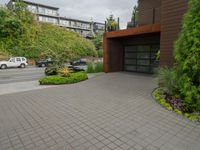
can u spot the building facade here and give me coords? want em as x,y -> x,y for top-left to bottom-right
7,0 -> 105,38
103,0 -> 188,73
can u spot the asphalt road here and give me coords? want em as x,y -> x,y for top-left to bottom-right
0,67 -> 45,84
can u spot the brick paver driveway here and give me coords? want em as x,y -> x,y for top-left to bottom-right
0,73 -> 200,150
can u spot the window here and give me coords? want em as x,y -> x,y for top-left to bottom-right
38,7 -> 45,14
60,20 -> 70,26
38,16 -> 58,24
10,58 -> 15,63
16,58 -> 21,62
27,5 -> 37,13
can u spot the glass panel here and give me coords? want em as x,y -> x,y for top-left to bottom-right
137,60 -> 150,66
124,66 -> 136,71
137,45 -> 150,52
125,59 -> 136,65
125,46 -> 137,52
151,45 -> 160,52
151,52 -> 157,59
124,53 -> 137,59
137,66 -> 149,72
137,53 -> 150,59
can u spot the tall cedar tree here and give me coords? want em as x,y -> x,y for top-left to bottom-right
174,0 -> 200,111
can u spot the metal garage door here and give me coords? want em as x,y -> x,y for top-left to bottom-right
124,45 -> 159,73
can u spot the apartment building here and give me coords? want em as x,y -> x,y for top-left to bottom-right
103,0 -> 188,73
7,0 -> 105,38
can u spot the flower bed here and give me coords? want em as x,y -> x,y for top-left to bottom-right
153,88 -> 200,122
39,72 -> 88,85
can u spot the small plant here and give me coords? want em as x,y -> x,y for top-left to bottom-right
58,67 -> 73,77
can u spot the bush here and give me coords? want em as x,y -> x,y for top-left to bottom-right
174,0 -> 200,111
87,62 -> 103,73
95,62 -> 103,72
97,50 -> 103,58
45,65 -> 60,76
87,62 -> 95,73
39,72 -> 88,85
158,67 -> 179,95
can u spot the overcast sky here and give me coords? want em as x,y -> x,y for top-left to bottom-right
0,0 -> 137,29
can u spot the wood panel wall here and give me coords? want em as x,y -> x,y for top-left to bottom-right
138,0 -> 161,26
160,0 -> 188,66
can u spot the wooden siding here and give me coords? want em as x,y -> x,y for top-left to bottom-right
138,0 -> 161,26
160,0 -> 187,66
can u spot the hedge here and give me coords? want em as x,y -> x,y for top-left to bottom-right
39,72 -> 88,85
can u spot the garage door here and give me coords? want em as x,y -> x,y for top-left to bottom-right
124,45 -> 159,73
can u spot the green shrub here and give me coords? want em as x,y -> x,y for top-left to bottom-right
174,0 -> 200,111
39,72 -> 88,85
158,67 -> 179,95
97,50 -> 103,58
87,62 -> 103,73
87,62 -> 95,73
95,62 -> 103,72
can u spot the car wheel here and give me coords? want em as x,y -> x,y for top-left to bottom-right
1,64 -> 7,69
41,64 -> 46,67
20,64 -> 25,68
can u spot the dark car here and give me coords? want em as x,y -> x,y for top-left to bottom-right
36,58 -> 53,67
68,59 -> 87,71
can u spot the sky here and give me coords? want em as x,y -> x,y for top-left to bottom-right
0,0 -> 137,29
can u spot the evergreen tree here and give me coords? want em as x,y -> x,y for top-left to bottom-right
174,0 -> 200,111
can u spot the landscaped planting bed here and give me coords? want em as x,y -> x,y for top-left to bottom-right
39,72 -> 88,85
153,88 -> 200,122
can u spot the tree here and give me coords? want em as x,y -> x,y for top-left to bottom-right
92,32 -> 103,51
106,14 -> 118,32
131,5 -> 139,26
174,0 -> 200,111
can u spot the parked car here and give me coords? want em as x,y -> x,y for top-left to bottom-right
36,58 -> 53,67
0,57 -> 28,69
68,59 -> 87,71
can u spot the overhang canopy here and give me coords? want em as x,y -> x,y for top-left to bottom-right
105,24 -> 160,39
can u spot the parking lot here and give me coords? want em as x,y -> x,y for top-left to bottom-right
0,67 -> 45,84
0,67 -> 49,95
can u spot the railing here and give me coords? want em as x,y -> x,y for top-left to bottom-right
105,17 -> 120,32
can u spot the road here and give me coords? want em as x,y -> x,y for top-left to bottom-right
0,67 -> 45,84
